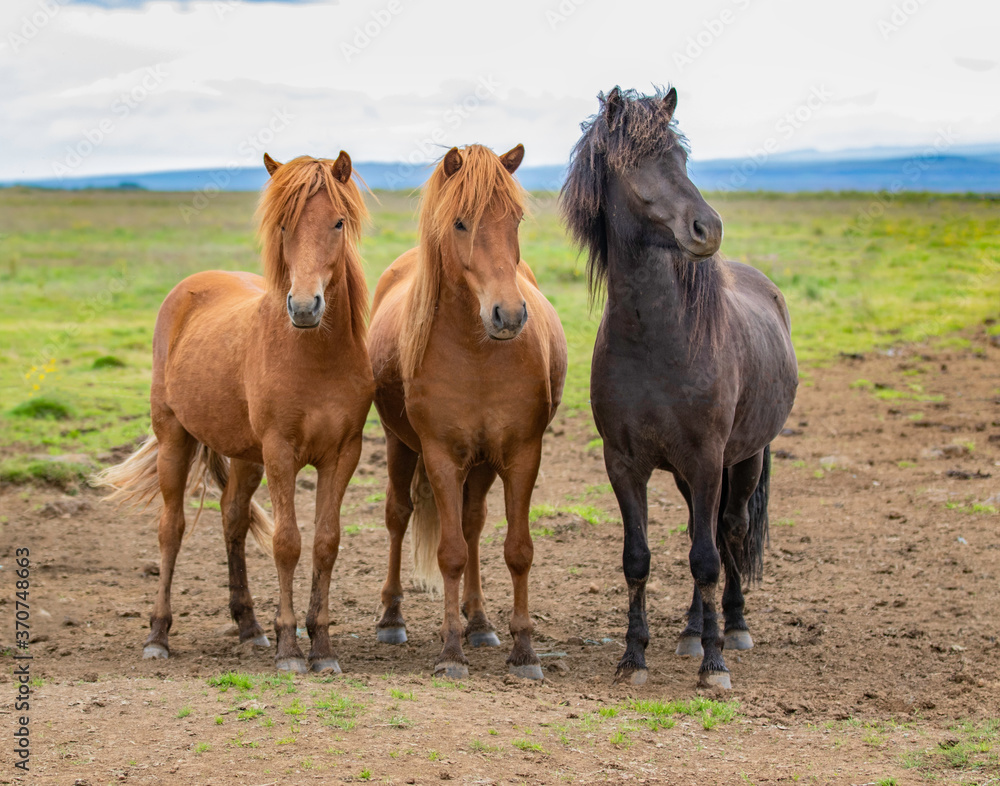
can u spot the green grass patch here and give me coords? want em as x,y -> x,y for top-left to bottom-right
206,672 -> 254,692
92,355 -> 126,369
9,395 -> 76,420
902,719 -> 998,777
313,691 -> 363,730
0,456 -> 91,489
628,697 -> 739,731
512,738 -> 546,753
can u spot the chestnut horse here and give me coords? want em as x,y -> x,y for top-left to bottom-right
96,152 -> 374,674
368,144 -> 567,679
562,88 -> 798,689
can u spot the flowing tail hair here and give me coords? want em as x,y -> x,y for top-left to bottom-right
409,455 -> 443,595
719,443 -> 771,584
92,435 -> 273,556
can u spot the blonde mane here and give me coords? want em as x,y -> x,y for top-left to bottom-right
400,145 -> 526,378
254,156 -> 370,339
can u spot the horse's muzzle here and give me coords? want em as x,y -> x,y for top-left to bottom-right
287,293 -> 325,329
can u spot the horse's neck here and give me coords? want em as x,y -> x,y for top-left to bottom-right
604,241 -> 686,330
433,275 -> 486,350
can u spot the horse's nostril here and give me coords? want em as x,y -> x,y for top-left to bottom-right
521,302 -> 528,325
692,220 -> 706,242
492,304 -> 504,330
313,295 -> 322,315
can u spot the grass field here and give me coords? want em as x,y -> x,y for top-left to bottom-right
1,187 -> 998,460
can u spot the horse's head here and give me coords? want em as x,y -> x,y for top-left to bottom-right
432,144 -> 528,341
606,88 -> 722,259
258,152 -> 366,329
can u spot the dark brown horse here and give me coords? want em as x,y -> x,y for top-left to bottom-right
368,144 -> 567,679
562,87 -> 798,688
96,152 -> 374,674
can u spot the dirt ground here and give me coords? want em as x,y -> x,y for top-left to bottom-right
2,326 -> 999,785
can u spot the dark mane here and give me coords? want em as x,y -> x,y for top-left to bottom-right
560,86 -> 725,350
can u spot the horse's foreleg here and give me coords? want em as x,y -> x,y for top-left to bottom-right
461,464 -> 499,648
720,452 -> 764,651
687,464 -> 729,688
376,431 -> 418,644
305,440 -> 359,673
263,440 -> 306,673
502,445 -> 544,680
222,458 -> 268,647
146,418 -> 196,660
422,446 -> 469,679
606,449 -> 654,684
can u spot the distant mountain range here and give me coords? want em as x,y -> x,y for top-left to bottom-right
4,144 -> 999,193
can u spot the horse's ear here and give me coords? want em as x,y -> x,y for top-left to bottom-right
662,87 -> 678,121
443,147 -> 463,178
500,144 -> 524,175
263,153 -> 282,176
332,150 -> 352,184
604,86 -> 624,126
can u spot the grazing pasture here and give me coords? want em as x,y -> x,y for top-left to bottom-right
1,187 -> 999,783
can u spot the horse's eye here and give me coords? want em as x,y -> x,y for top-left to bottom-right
335,219 -> 344,230
454,219 -> 466,231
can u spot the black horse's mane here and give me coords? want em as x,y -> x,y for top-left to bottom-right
560,86 -> 726,350
561,86 -> 689,300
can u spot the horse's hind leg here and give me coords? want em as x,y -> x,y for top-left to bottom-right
606,449 -> 654,684
145,415 -> 196,659
673,475 -> 704,658
376,431 -> 418,644
720,452 -> 764,651
461,464 -> 500,648
222,458 -> 268,647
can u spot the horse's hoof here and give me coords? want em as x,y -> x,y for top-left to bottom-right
249,634 -> 271,648
434,661 -> 469,680
699,670 -> 732,690
376,626 -> 407,645
310,659 -> 341,674
629,668 -> 648,686
725,630 -> 753,651
142,644 -> 169,660
613,666 -> 647,686
468,630 -> 501,648
275,658 -> 308,674
508,663 -> 544,681
675,636 -> 704,658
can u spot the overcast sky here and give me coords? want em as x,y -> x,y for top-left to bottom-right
2,0 -> 998,180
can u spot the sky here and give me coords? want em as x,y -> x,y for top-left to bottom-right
1,0 -> 998,180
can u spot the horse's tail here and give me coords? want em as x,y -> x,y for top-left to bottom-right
195,445 -> 273,557
409,455 -> 443,595
93,435 -> 273,557
740,443 -> 771,584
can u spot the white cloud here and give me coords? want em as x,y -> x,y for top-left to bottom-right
1,0 -> 998,179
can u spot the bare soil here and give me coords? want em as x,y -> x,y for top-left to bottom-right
2,328 -> 999,785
